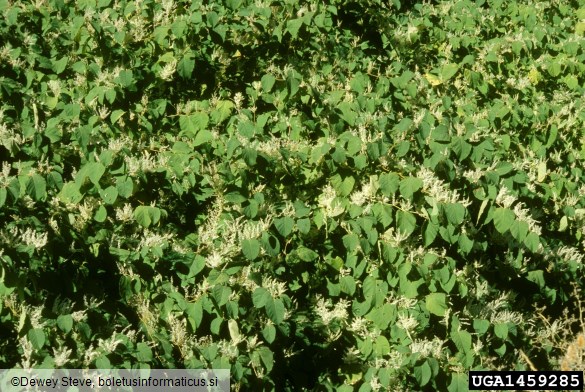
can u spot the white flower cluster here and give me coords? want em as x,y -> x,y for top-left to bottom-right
1,226 -> 48,250
396,312 -> 419,339
350,176 -> 379,208
553,246 -> 584,264
496,186 -> 542,235
138,229 -> 174,250
262,276 -> 287,299
159,59 -> 177,81
314,296 -> 349,326
418,167 -> 472,206
410,337 -> 445,358
318,184 -> 344,218
115,203 -> 134,223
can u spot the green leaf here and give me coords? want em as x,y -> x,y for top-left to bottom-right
340,276 -> 357,296
447,373 -> 468,392
379,172 -> 400,196
274,217 -> 294,237
133,206 -> 161,228
396,210 -> 416,236
52,57 -> 68,74
547,60 -> 562,77
527,270 -> 545,289
242,238 -> 261,260
262,323 -> 276,343
116,176 -> 134,198
424,221 -> 439,247
57,315 -> 73,333
26,174 -> 47,200
179,113 -> 209,137
58,182 -> 83,204
473,319 -> 490,334
261,74 -> 276,92
136,342 -> 153,362
510,220 -> 529,241
296,246 -> 318,261
451,328 -> 472,354
94,204 -> 107,222
373,335 -> 390,357
193,129 -> 213,146
212,285 -> 231,306
28,328 -> 46,350
115,70 -> 134,87
76,162 -> 105,187
211,100 -> 234,124
110,109 -> 125,124
492,207 -> 515,233
99,186 -> 118,204
399,177 -> 423,200
265,297 -> 285,324
494,323 -> 508,340
444,203 -> 466,226
425,293 -> 448,316
252,287 -> 271,308
0,188 -> 6,208
440,63 -> 459,81
177,52 -> 195,79
286,18 -> 303,38
414,360 -> 432,386
524,232 -> 540,252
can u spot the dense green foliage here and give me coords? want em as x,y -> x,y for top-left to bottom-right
1,0 -> 585,390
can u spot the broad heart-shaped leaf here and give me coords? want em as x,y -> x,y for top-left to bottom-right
262,323 -> 276,343
75,162 -> 105,187
265,297 -> 285,324
242,238 -> 260,260
451,328 -> 472,354
396,210 -> 417,236
373,335 -> 390,357
58,182 -> 83,204
399,176 -> 423,200
28,328 -> 46,350
252,287 -> 271,308
414,360 -> 432,386
136,342 -> 153,362
443,203 -> 466,226
492,207 -> 515,233
447,373 -> 467,392
133,205 -> 161,228
94,204 -> 107,222
274,217 -> 294,237
286,18 -> 303,38
212,285 -> 231,306
99,186 -> 118,204
26,174 -> 47,200
425,293 -> 448,316
440,63 -> 459,81
510,220 -> 529,241
261,74 -> 276,92
179,112 -> 209,137
211,100 -> 234,124
296,246 -> 318,261
193,129 -> 213,146
57,314 -> 73,333
177,52 -> 195,79
494,323 -> 508,340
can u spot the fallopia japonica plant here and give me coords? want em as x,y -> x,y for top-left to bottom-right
1,0 -> 585,390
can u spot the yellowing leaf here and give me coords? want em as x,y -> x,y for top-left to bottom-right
425,73 -> 442,86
